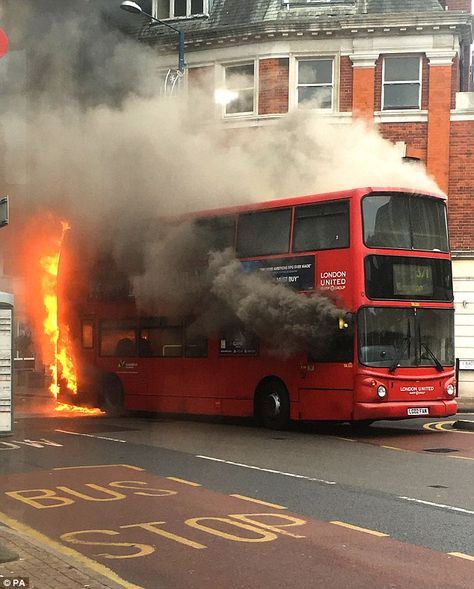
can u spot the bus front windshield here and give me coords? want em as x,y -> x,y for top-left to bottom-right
363,193 -> 449,251
358,307 -> 454,370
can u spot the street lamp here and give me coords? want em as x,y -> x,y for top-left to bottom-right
120,1 -> 185,74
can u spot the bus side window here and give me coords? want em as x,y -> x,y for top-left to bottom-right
185,332 -> 208,358
219,328 -> 258,355
115,338 -> 136,357
81,319 -> 94,349
141,327 -> 183,358
293,201 -> 349,252
309,329 -> 353,363
237,209 -> 291,257
195,216 -> 236,251
99,320 -> 137,357
138,337 -> 154,357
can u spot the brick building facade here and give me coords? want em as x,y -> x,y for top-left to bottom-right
127,0 -> 474,393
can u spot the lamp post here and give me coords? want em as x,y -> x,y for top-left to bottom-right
120,1 -> 185,74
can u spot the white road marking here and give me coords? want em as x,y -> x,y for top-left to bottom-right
55,429 -> 127,443
196,455 -> 336,485
398,496 -> 474,515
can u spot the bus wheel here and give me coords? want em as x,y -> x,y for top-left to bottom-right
99,374 -> 124,417
257,380 -> 290,430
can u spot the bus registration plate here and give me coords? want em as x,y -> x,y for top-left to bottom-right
407,408 -> 429,416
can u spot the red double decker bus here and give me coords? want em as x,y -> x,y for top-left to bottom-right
60,186 -> 457,428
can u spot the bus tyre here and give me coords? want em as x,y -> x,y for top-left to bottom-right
257,381 -> 290,430
100,375 -> 124,417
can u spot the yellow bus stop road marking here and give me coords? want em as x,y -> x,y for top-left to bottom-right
229,494 -> 287,510
330,521 -> 389,537
54,464 -> 145,471
448,552 -> 474,562
423,421 -> 474,435
0,510 -> 143,589
166,477 -> 202,487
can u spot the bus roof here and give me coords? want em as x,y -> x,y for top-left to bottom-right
187,186 -> 446,220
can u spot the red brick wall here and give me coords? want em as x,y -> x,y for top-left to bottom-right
375,57 -> 383,111
446,0 -> 472,11
339,56 -> 353,112
448,121 -> 474,251
352,67 -> 375,120
378,122 -> 428,162
421,56 -> 430,110
427,65 -> 453,193
258,58 -> 289,115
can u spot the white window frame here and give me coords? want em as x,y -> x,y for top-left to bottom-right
153,0 -> 210,19
294,57 -> 335,111
220,61 -> 257,118
382,55 -> 422,111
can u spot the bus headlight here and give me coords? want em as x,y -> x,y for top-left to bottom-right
377,385 -> 387,399
446,384 -> 455,396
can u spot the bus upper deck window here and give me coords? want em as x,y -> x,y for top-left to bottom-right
195,216 -> 236,251
237,208 -> 291,257
294,201 -> 349,252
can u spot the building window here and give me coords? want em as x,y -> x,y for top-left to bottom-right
382,56 -> 421,110
297,59 -> 334,109
153,0 -> 210,19
223,63 -> 255,115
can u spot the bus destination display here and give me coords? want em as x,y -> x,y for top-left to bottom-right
393,263 -> 433,297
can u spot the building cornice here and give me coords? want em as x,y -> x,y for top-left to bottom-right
140,12 -> 473,52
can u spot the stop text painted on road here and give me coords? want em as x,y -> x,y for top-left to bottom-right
0,464 -> 472,589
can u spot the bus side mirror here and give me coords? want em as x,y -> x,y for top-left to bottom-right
338,313 -> 353,330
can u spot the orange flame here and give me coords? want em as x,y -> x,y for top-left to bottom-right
38,220 -> 103,416
40,222 -> 77,398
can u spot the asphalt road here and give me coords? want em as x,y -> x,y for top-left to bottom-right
0,413 -> 473,588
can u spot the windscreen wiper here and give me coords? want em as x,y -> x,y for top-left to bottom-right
388,337 -> 409,373
421,342 -> 444,372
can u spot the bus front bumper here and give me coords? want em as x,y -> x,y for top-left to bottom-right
353,399 -> 457,421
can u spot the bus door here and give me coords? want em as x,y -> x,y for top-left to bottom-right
99,319 -> 147,396
298,322 -> 355,420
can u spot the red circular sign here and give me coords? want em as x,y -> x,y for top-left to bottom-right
0,27 -> 9,59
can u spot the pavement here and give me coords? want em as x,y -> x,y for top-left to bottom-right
1,385 -> 473,588
0,386 -> 132,588
0,525 -> 125,589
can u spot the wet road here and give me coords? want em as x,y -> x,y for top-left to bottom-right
0,413 -> 473,588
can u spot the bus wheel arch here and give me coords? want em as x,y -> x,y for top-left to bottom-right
254,377 -> 290,430
98,373 -> 125,416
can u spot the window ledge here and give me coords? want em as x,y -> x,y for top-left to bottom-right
375,110 -> 428,124
150,14 -> 209,24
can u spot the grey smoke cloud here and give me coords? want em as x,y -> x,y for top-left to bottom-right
0,0 -> 441,356
132,226 -> 345,357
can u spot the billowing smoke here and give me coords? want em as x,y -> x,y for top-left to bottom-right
0,1 -> 440,357
132,223 -> 344,357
